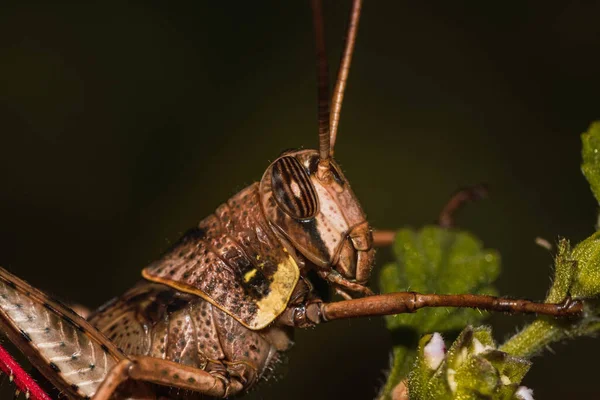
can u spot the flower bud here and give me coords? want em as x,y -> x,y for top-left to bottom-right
408,326 -> 531,400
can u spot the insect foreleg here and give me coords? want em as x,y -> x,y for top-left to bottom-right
92,356 -> 241,400
279,292 -> 582,330
319,292 -> 583,321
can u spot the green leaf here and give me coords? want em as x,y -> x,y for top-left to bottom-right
581,121 -> 600,205
502,124 -> 600,359
381,226 -> 499,334
501,234 -> 600,359
379,226 -> 500,399
545,238 -> 576,303
575,121 -> 600,299
571,231 -> 600,298
379,121 -> 600,398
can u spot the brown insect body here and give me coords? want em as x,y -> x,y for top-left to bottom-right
0,146 -> 375,398
84,148 -> 374,395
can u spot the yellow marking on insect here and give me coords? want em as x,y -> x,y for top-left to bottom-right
243,269 -> 257,282
252,254 -> 299,328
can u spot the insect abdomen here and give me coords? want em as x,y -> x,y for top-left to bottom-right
89,283 -> 287,392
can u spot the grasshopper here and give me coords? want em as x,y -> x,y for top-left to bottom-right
0,1 -> 583,399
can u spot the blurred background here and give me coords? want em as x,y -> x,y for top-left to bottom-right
0,1 -> 599,399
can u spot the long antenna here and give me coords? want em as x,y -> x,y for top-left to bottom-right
310,0 -> 332,175
330,0 -> 362,155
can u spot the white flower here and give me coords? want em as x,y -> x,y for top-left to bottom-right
515,386 -> 534,400
472,338 -> 493,355
424,332 -> 446,370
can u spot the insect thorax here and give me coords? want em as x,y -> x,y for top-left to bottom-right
142,183 -> 300,330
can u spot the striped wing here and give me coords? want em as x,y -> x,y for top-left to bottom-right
0,267 -> 125,399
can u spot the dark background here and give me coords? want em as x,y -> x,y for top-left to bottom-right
1,1 -> 599,399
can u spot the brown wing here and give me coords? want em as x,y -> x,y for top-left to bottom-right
0,267 -> 125,399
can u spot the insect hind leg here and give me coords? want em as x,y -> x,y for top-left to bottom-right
0,267 -> 124,398
92,356 -> 244,400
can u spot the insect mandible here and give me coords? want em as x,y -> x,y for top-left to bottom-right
0,1 -> 584,399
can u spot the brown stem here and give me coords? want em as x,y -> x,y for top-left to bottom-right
321,292 -> 583,321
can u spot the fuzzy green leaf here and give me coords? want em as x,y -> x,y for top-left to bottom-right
502,234 -> 600,359
571,231 -> 600,298
381,226 -> 499,334
379,226 -> 500,399
545,238 -> 576,303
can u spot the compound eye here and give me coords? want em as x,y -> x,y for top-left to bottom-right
271,156 -> 319,219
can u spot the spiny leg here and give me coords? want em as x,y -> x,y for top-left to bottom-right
0,267 -> 125,398
92,356 -> 242,400
319,292 -> 583,321
282,292 -> 582,329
